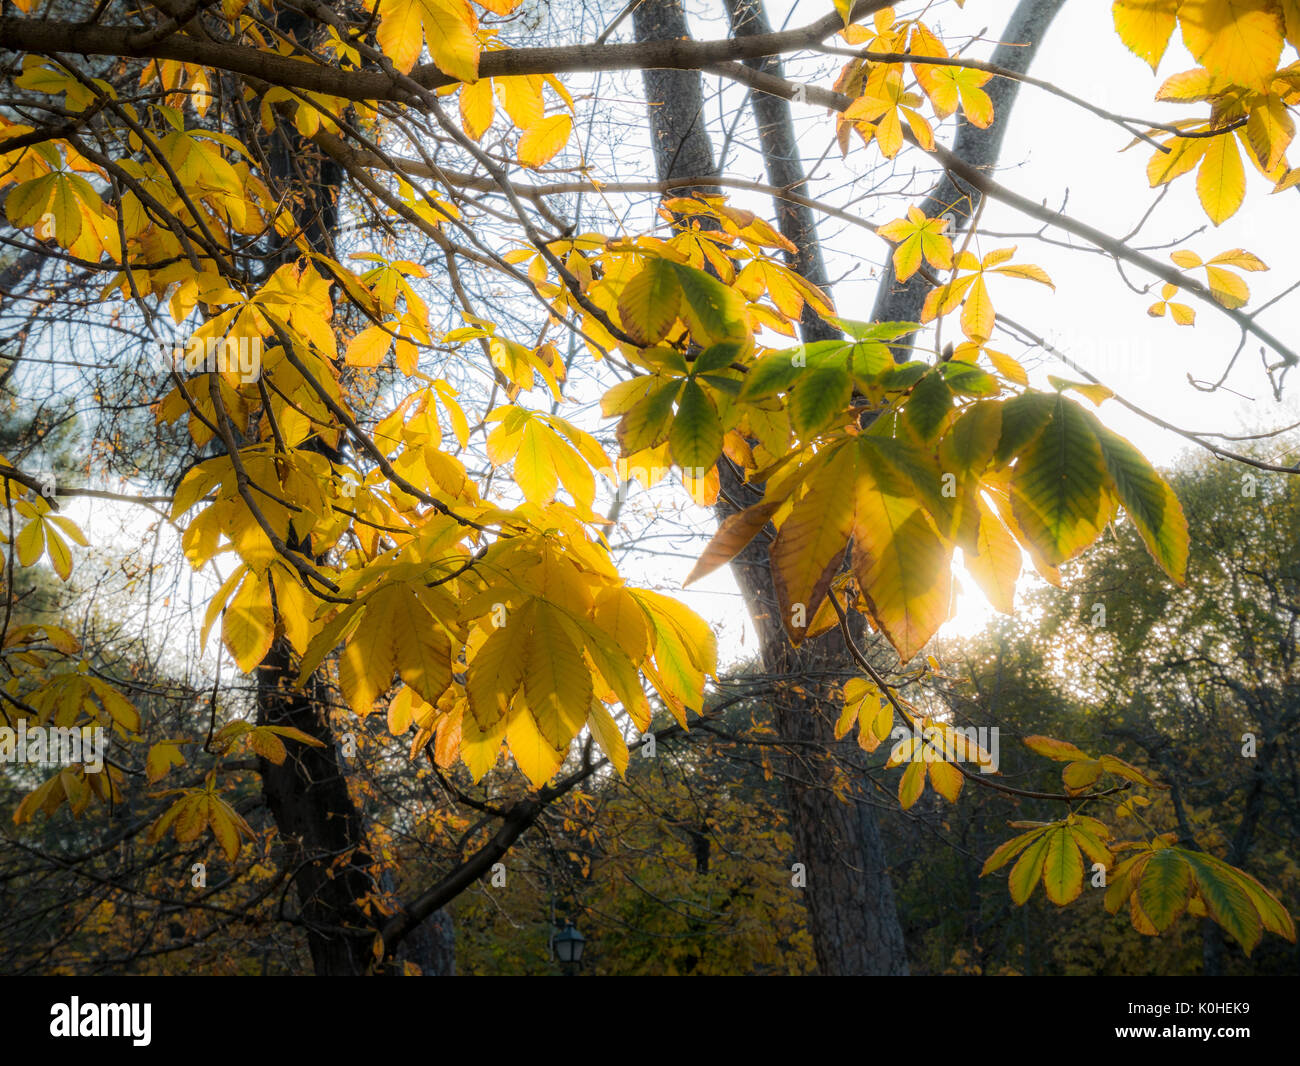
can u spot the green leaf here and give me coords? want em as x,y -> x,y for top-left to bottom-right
790,364 -> 851,438
693,340 -> 744,374
994,390 -> 1055,465
669,261 -> 749,345
618,258 -> 680,345
826,317 -> 920,343
617,378 -> 681,454
904,369 -> 953,442
740,341 -> 839,400
1181,850 -> 1263,955
1009,831 -> 1051,905
877,361 -> 928,390
941,401 -> 1002,477
803,339 -> 854,369
981,826 -> 1049,876
698,373 -> 742,397
669,380 -> 723,471
1136,847 -> 1193,931
1088,413 -> 1190,582
865,435 -> 949,523
849,339 -> 895,382
941,359 -> 1000,396
1042,826 -> 1085,905
1009,395 -> 1114,566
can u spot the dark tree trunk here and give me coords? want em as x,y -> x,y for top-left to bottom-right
634,0 -> 908,976
242,8 -> 466,976
255,660 -> 378,975
245,9 -> 381,977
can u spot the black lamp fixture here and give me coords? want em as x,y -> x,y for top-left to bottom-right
552,919 -> 585,969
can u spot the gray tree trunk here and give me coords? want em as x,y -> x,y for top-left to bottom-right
633,0 -> 1067,974
634,0 -> 909,976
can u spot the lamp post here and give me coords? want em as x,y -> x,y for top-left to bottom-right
551,920 -> 585,975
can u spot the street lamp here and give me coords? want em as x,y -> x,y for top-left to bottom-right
552,920 -> 585,972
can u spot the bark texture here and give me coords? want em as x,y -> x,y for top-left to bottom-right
636,0 -> 909,976
248,7 -> 381,977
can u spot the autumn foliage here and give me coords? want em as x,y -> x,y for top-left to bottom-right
0,0 -> 1296,972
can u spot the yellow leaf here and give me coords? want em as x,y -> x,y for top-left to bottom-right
593,586 -> 651,665
345,324 -> 393,367
497,75 -> 545,130
587,702 -> 629,777
1206,247 -> 1268,270
392,587 -> 453,706
928,758 -> 964,803
466,602 -> 531,729
1179,0 -> 1284,92
1157,67 -> 1221,102
522,603 -> 591,749
983,347 -> 1028,386
964,500 -> 1020,614
146,741 -> 186,784
961,275 -> 995,343
460,693 -> 506,781
517,114 -> 572,168
898,760 -> 926,809
1196,132 -> 1246,224
853,477 -> 952,662
205,793 -> 253,862
222,572 -> 274,673
459,77 -> 495,139
770,442 -> 859,640
44,525 -> 72,581
1112,0 -> 1179,69
505,697 -> 567,787
15,517 -> 44,567
338,589 -> 399,714
1148,134 -> 1209,186
377,0 -> 480,81
513,418 -> 561,504
1205,264 -> 1250,306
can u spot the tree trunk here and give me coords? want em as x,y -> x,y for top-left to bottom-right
635,0 -> 908,975
870,0 -> 1067,332
244,8 -> 381,976
634,0 -> 1067,973
720,0 -> 836,343
255,659 -> 378,974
